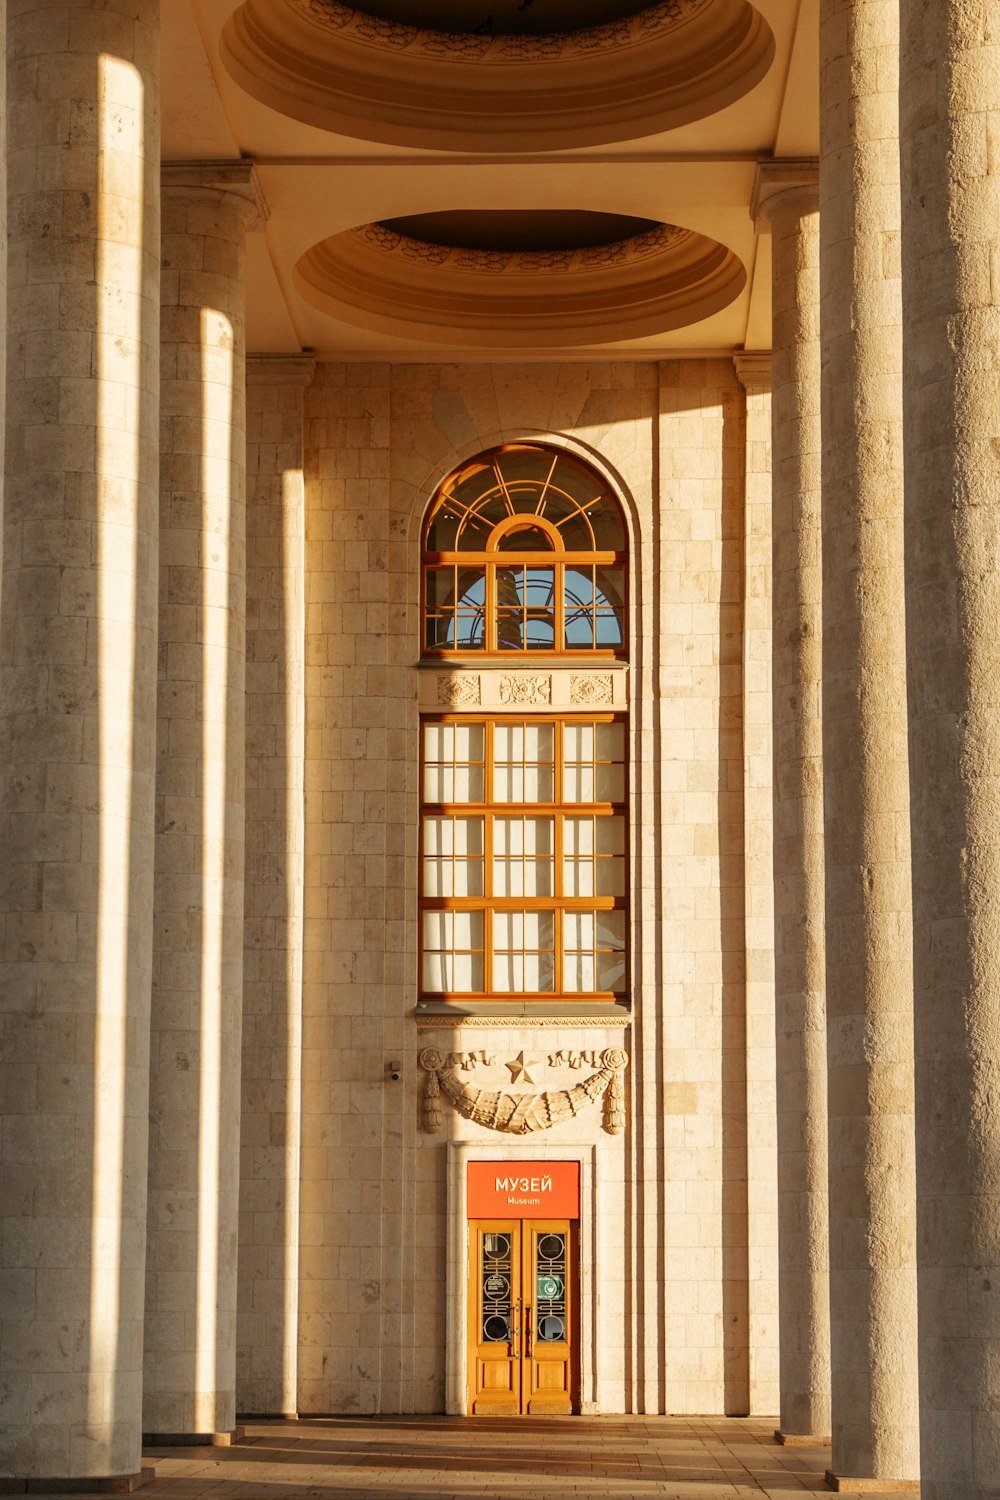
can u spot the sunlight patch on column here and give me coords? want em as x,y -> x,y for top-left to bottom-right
281,463 -> 306,1413
196,306 -> 235,1426
91,52 -> 144,1441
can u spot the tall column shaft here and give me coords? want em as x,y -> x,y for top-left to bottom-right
143,166 -> 261,1440
900,4 -> 1000,1496
0,1 -> 160,1481
752,166 -> 831,1444
819,0 -> 920,1487
734,351 -> 780,1417
237,354 -> 313,1417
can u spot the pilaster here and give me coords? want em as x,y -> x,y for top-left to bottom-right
751,163 -> 832,1447
142,162 -> 264,1442
236,353 -> 315,1417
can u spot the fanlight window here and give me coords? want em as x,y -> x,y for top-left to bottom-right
422,445 -> 627,655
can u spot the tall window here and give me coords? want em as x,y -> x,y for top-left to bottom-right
422,444 -> 626,655
420,716 -> 627,1004
420,444 -> 628,1008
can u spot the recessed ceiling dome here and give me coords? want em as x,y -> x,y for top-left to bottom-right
221,0 -> 775,152
379,211 -> 664,253
293,215 -> 747,347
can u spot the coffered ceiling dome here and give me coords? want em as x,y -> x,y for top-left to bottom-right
221,0 -> 775,151
293,212 -> 747,346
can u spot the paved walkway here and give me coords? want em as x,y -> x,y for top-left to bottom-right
140,1418 -> 922,1499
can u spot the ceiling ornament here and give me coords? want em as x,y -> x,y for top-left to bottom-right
221,0 -> 775,152
359,223 -> 685,277
418,1046 -> 628,1135
299,0 -> 703,58
294,221 -> 747,348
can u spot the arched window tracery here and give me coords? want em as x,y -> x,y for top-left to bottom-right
422,445 -> 627,656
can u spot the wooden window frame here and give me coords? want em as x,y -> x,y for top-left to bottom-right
421,445 -> 627,659
419,712 -> 628,1006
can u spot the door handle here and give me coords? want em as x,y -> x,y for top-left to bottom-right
512,1298 -> 521,1351
525,1305 -> 532,1359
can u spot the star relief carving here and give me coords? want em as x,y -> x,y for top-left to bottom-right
505,1051 -> 542,1086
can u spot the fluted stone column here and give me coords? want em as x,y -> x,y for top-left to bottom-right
751,163 -> 831,1446
0,1 -> 160,1483
820,0 -> 920,1489
142,164 -> 263,1442
900,5 -> 1000,1497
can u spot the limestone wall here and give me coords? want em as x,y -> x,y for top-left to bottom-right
234,357 -> 777,1417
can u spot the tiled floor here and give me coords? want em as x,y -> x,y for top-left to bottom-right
137,1418 -> 921,1499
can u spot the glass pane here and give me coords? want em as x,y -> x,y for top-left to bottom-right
496,525 -> 553,552
493,816 -> 554,897
422,910 -> 484,993
493,722 -> 554,803
425,567 -> 454,608
589,498 -> 626,550
455,568 -> 486,650
562,815 -> 625,898
562,908 -> 625,993
596,722 -> 625,760
423,816 -> 485,897
424,721 -> 485,803
535,1231 -> 566,1343
492,910 -> 555,993
482,1229 -> 513,1344
425,499 -> 463,552
564,723 -> 594,762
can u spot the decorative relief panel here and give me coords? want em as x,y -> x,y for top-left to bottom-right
419,1046 -> 628,1136
437,674 -> 481,706
570,672 -> 614,705
498,674 -> 550,706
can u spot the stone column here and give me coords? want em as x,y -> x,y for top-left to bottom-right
820,0 -> 920,1488
733,351 -> 780,1417
0,1 -> 160,1483
142,164 -> 264,1443
750,163 -> 831,1446
900,5 -> 1000,1497
237,353 -> 313,1417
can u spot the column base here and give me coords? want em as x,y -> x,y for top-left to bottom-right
824,1474 -> 920,1493
0,1467 -> 156,1494
142,1429 -> 244,1448
774,1429 -> 831,1446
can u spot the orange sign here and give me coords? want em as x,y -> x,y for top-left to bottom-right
467,1161 -> 580,1219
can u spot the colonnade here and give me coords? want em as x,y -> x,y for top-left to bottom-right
757,0 -> 1000,1496
0,1 -> 997,1496
0,3 -> 272,1481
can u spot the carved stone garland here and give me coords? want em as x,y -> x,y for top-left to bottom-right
419,1046 -> 628,1136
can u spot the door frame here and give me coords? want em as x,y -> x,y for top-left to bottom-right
445,1141 -> 600,1415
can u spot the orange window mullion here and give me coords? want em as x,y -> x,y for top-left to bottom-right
486,563 -> 495,653
555,561 -> 564,652
484,718 -> 495,999
554,805 -> 564,995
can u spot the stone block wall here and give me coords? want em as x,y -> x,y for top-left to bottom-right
234,357 -> 777,1417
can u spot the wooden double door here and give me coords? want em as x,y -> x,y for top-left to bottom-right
467,1218 -> 577,1415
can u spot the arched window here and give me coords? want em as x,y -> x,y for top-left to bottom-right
419,444 -> 629,1008
422,444 -> 626,655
